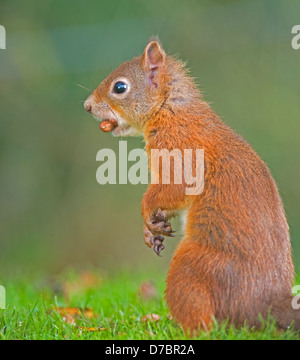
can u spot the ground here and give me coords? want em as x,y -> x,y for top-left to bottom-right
0,270 -> 299,340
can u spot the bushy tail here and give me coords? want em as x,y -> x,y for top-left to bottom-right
271,294 -> 300,330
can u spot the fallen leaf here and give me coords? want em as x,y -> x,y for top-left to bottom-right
54,307 -> 97,325
141,313 -> 160,322
55,307 -> 95,318
62,313 -> 76,325
79,326 -> 106,332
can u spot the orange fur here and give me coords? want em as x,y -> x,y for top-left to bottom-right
84,39 -> 299,333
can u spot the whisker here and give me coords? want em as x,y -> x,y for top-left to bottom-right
108,104 -> 118,119
75,83 -> 91,92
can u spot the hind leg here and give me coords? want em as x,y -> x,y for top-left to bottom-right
165,241 -> 215,334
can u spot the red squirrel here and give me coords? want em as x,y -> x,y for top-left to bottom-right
84,39 -> 299,332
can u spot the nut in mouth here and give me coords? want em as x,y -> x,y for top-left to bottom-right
98,117 -> 136,136
99,119 -> 118,132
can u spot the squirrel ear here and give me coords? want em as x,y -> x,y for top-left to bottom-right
142,40 -> 166,70
141,40 -> 166,87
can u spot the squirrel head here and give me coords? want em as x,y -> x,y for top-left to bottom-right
84,39 -> 199,136
84,39 -> 173,136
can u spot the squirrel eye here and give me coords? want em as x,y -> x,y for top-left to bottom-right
113,81 -> 128,94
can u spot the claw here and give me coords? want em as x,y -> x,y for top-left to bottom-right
153,242 -> 164,256
153,244 -> 160,256
151,235 -> 164,245
158,243 -> 165,253
163,223 -> 172,232
150,236 -> 155,246
156,234 -> 164,242
154,238 -> 162,245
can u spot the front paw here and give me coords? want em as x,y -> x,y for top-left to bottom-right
147,209 -> 175,237
143,209 -> 175,257
143,225 -> 165,256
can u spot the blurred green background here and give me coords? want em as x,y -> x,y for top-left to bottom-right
0,0 -> 299,275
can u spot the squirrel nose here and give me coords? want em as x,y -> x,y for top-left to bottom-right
84,99 -> 92,113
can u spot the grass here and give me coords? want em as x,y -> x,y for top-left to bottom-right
0,270 -> 299,340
